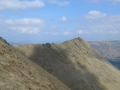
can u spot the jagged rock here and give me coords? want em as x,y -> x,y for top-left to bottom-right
46,43 -> 51,47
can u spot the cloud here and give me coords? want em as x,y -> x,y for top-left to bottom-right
103,15 -> 120,24
47,0 -> 69,6
114,0 -> 120,2
113,0 -> 120,3
84,0 -> 120,4
50,25 -> 57,29
5,18 -> 45,34
45,32 -> 58,35
85,10 -> 106,19
109,30 -> 119,34
83,14 -> 120,34
76,30 -> 89,34
60,16 -> 68,21
76,30 -> 84,34
0,0 -> 45,10
5,18 -> 44,25
9,27 -> 40,34
0,17 -> 3,23
63,31 -> 72,35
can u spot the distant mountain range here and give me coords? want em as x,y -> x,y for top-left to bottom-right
88,40 -> 120,69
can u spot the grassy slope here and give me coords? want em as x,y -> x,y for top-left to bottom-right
0,40 -> 71,90
15,37 -> 120,90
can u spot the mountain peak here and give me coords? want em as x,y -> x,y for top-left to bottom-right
14,37 -> 120,90
62,37 -> 84,43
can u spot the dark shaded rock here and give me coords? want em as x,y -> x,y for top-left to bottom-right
46,43 -> 51,47
0,36 -> 10,45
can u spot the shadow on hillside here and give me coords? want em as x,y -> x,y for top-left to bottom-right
29,43 -> 105,90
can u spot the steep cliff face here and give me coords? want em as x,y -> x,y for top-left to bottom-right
0,38 -> 71,90
15,37 -> 120,90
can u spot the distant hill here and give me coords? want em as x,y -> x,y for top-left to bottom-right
15,37 -> 120,90
0,38 -> 71,90
89,40 -> 120,69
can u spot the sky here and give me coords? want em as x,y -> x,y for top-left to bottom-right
0,0 -> 120,44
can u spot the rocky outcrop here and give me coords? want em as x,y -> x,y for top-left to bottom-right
0,36 -> 9,45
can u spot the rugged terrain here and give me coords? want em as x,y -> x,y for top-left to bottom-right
0,37 -> 71,90
89,40 -> 120,69
15,37 -> 120,90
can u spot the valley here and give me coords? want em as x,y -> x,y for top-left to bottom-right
89,40 -> 120,69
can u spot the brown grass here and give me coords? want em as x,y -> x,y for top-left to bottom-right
14,37 -> 120,90
0,40 -> 71,90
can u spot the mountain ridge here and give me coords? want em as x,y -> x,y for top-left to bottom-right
14,37 -> 120,90
0,37 -> 71,90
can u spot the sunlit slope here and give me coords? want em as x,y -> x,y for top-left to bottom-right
15,37 -> 120,90
0,40 -> 71,90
